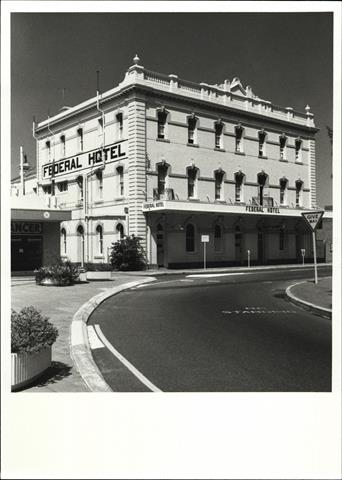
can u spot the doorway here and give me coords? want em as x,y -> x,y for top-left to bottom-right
235,227 -> 243,264
156,224 -> 164,267
257,230 -> 264,264
11,236 -> 42,271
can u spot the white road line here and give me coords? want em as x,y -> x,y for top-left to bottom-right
187,273 -> 247,278
87,325 -> 105,349
207,280 -> 221,283
263,281 -> 272,283
135,278 -> 186,288
94,324 -> 162,392
180,279 -> 194,282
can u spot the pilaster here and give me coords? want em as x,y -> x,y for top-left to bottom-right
308,139 -> 317,208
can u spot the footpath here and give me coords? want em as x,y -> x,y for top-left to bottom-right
11,263 -> 332,392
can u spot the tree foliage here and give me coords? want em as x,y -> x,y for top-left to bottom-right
109,235 -> 147,271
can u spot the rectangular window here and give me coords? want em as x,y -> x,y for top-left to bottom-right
60,135 -> 66,158
187,168 -> 197,198
117,166 -> 124,196
279,134 -> 287,160
43,184 -> 52,195
45,140 -> 51,161
116,113 -> 123,139
157,110 -> 167,139
235,183 -> 241,203
96,171 -> 103,199
215,171 -> 224,200
188,117 -> 197,144
77,128 -> 84,152
215,122 -> 223,149
295,138 -> 302,162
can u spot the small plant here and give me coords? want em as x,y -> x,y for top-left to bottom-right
11,306 -> 59,354
110,235 -> 147,271
84,262 -> 112,272
35,258 -> 80,285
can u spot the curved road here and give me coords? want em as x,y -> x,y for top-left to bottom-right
88,266 -> 332,392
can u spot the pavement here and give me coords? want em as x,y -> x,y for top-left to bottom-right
11,263 -> 332,392
285,276 -> 332,318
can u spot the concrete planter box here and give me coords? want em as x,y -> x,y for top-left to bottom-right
86,271 -> 114,281
11,347 -> 51,391
38,278 -> 71,286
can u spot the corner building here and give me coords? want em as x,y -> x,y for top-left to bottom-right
34,56 -> 321,268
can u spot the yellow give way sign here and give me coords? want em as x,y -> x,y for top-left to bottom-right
301,210 -> 324,231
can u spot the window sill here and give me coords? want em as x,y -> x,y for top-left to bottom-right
94,200 -> 104,205
94,255 -> 105,259
214,147 -> 225,152
279,158 -> 288,162
187,143 -> 199,148
188,198 -> 199,202
258,155 -> 268,159
234,151 -> 245,156
295,161 -> 303,165
156,138 -> 170,143
75,202 -> 83,208
114,196 -> 125,202
214,200 -> 227,204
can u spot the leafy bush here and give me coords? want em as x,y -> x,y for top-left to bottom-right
11,306 -> 59,354
35,258 -> 80,285
109,235 -> 147,271
84,262 -> 112,272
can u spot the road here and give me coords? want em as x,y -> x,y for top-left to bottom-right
88,266 -> 332,392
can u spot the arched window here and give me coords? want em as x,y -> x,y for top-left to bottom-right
235,171 -> 245,203
235,123 -> 244,153
214,170 -> 224,200
96,170 -> 103,200
157,107 -> 168,140
96,225 -> 103,255
187,114 -> 198,145
279,133 -> 288,160
116,223 -> 124,240
116,112 -> 123,139
279,177 -> 288,206
157,163 -> 168,197
185,224 -> 195,252
214,120 -> 224,149
60,228 -> 67,255
258,129 -> 267,157
187,166 -> 198,199
77,128 -> 84,152
257,171 -> 268,206
295,180 -> 303,207
76,176 -> 83,202
214,225 -> 222,252
77,224 -> 85,265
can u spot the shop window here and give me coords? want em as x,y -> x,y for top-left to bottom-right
279,177 -> 288,206
214,120 -> 224,149
214,225 -> 222,252
214,170 -> 224,200
187,166 -> 198,199
116,112 -> 123,139
279,133 -> 287,160
60,135 -> 66,158
295,137 -> 302,162
235,171 -> 245,203
157,108 -> 168,140
295,180 -> 303,207
76,176 -> 83,203
45,140 -> 51,161
279,228 -> 285,251
187,114 -> 198,145
57,181 -> 68,192
60,228 -> 67,255
258,129 -> 267,157
235,123 -> 244,153
116,166 -> 124,196
185,224 -> 195,252
116,223 -> 124,240
77,128 -> 84,152
96,225 -> 103,255
96,170 -> 103,199
157,163 -> 168,196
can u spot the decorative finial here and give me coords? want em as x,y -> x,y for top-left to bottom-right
305,104 -> 311,113
133,54 -> 140,65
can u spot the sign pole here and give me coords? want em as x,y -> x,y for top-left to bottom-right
204,242 -> 206,270
247,250 -> 250,268
312,230 -> 318,284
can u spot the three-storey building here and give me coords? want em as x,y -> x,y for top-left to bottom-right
33,55 -> 321,268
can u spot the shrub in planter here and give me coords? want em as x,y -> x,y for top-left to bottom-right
84,262 -> 113,272
11,307 -> 59,390
11,306 -> 58,354
109,235 -> 147,271
35,258 -> 80,285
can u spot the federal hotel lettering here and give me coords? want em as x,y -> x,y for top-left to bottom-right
42,141 -> 126,179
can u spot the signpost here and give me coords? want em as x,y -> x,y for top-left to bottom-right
301,210 -> 324,284
201,235 -> 210,270
301,248 -> 305,266
247,249 -> 250,268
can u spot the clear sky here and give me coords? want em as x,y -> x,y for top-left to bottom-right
11,12 -> 333,206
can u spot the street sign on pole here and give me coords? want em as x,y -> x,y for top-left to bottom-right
301,211 -> 324,284
201,235 -> 209,270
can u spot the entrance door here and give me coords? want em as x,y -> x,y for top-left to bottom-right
156,224 -> 164,267
235,227 -> 242,264
257,230 -> 264,264
11,236 -> 43,271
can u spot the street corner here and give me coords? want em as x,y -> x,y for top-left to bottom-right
285,277 -> 332,319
